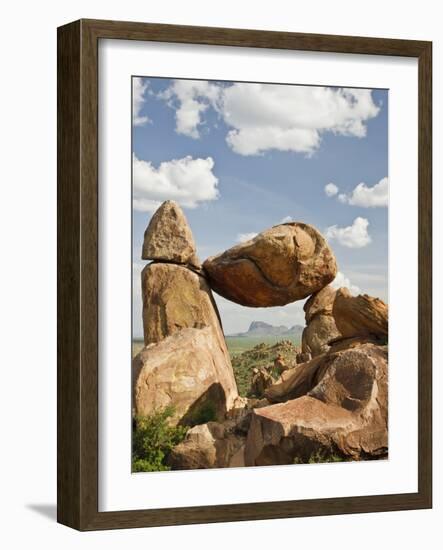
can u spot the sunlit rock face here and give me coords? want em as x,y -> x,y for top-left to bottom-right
203,223 -> 337,307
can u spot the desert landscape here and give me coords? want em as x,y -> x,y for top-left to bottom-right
132,200 -> 388,471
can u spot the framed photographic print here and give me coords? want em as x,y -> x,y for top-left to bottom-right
57,19 -> 432,530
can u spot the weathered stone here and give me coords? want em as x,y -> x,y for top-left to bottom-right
304,284 -> 337,323
141,262 -> 227,352
333,288 -> 388,340
250,368 -> 274,397
133,327 -> 238,425
142,200 -> 200,266
203,222 -> 337,307
265,354 -> 327,403
302,285 -> 342,357
167,421 -> 245,469
302,314 -> 342,357
296,352 -> 312,364
246,343 -> 388,465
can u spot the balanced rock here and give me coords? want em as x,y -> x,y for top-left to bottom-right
133,327 -> 237,425
167,421 -> 245,470
246,343 -> 388,465
142,200 -> 200,267
203,222 -> 337,307
333,288 -> 388,340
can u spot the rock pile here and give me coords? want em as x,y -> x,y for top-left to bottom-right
133,200 -> 389,469
133,201 -> 238,425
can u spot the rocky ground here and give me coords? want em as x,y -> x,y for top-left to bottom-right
132,200 -> 388,471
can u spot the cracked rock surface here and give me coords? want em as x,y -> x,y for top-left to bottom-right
203,222 -> 337,307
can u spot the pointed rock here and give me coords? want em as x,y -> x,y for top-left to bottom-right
142,200 -> 200,267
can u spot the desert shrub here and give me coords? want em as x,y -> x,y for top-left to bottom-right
132,406 -> 187,472
182,401 -> 217,426
293,449 -> 346,465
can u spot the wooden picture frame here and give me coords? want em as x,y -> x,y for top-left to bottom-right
57,19 -> 432,530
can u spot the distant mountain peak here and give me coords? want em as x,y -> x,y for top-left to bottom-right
230,321 -> 304,338
249,321 -> 283,330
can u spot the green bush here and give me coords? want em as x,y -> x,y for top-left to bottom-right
182,401 -> 217,426
293,449 -> 346,465
132,406 -> 187,472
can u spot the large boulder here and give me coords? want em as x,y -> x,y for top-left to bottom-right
246,343 -> 388,465
142,200 -> 200,267
133,327 -> 238,425
333,288 -> 388,340
167,421 -> 245,470
203,223 -> 337,307
141,262 -> 226,349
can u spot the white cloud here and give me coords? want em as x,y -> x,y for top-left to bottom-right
161,81 -> 380,155
280,215 -> 293,223
132,154 -> 219,212
133,77 -> 150,126
236,232 -> 258,243
338,177 -> 388,207
159,80 -> 221,138
326,217 -> 371,248
324,182 -> 339,197
330,271 -> 360,295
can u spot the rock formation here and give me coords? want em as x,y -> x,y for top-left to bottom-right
203,222 -> 337,307
133,327 -> 237,424
142,200 -> 200,267
132,201 -> 389,470
301,285 -> 389,357
246,343 -> 388,465
167,421 -> 245,469
302,285 -> 341,357
133,201 -> 238,426
333,288 -> 388,340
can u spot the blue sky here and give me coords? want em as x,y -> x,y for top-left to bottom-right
132,77 -> 388,337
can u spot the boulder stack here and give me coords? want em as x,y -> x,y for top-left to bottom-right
246,343 -> 388,465
133,201 -> 238,426
132,202 -> 389,469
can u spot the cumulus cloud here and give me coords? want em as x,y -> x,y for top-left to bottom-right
133,77 -> 150,126
280,215 -> 293,223
338,177 -> 388,207
326,217 -> 371,248
330,271 -> 360,295
236,232 -> 258,243
161,81 -> 380,155
132,154 -> 219,212
159,79 -> 221,138
324,182 -> 339,197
